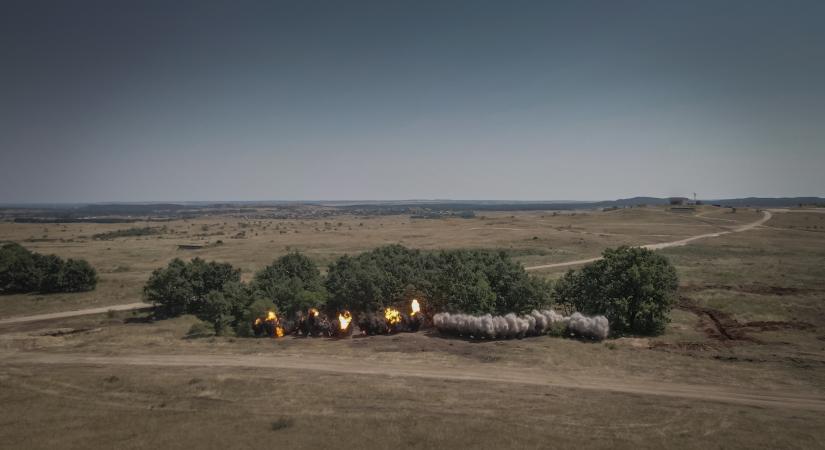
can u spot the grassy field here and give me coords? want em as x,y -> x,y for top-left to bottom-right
0,206 -> 761,316
1,206 -> 824,448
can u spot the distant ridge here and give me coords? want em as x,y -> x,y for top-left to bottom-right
1,197 -> 822,218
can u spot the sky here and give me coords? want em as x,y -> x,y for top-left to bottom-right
1,0 -> 824,203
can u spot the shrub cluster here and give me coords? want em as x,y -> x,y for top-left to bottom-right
93,226 -> 165,240
251,252 -> 327,316
325,245 -> 551,315
0,243 -> 98,294
553,246 -> 678,336
142,244 -> 679,338
143,253 -> 327,335
143,258 -> 242,320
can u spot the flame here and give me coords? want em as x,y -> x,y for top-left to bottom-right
411,299 -> 421,316
338,310 -> 352,330
254,310 -> 283,338
384,307 -> 402,325
309,308 -> 319,318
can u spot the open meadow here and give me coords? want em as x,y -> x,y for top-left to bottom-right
2,206 -> 825,449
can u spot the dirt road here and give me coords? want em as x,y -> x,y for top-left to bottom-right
525,210 -> 772,270
3,349 -> 822,412
0,302 -> 152,325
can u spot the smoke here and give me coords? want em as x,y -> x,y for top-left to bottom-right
433,309 -> 609,340
567,312 -> 609,340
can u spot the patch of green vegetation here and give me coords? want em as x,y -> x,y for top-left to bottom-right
554,246 -> 678,336
0,243 -> 98,294
93,226 -> 166,240
185,320 -> 215,338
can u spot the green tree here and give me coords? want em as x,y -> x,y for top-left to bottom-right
235,298 -> 278,337
57,259 -> 98,292
252,253 -> 327,315
429,252 -> 496,314
0,243 -> 97,295
325,245 -> 432,313
0,243 -> 41,294
144,258 -> 240,318
324,245 -> 551,315
33,254 -> 63,293
553,246 -> 679,336
201,291 -> 234,335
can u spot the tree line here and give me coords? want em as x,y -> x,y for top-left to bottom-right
143,244 -> 678,338
0,243 -> 98,294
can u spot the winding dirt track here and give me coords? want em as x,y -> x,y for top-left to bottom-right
525,210 -> 772,271
0,210 -> 773,325
3,350 -> 824,412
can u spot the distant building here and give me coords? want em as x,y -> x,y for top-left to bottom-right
669,197 -> 690,206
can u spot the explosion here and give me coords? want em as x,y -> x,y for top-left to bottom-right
298,308 -> 332,337
410,299 -> 421,316
338,310 -> 352,330
253,310 -> 285,338
384,307 -> 402,325
333,310 -> 354,337
357,301 -> 426,335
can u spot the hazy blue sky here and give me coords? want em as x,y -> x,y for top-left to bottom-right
1,0 -> 824,202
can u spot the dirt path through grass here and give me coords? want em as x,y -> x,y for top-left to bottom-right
0,302 -> 152,324
4,348 -> 823,412
525,210 -> 772,270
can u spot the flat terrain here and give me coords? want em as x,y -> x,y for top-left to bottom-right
1,206 -> 825,448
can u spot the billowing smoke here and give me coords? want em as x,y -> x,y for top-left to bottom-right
566,312 -> 609,340
433,309 -> 609,340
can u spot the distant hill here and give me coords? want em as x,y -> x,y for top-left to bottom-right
707,197 -> 825,207
2,197 -> 822,219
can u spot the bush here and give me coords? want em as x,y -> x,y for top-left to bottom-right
235,298 -> 278,337
93,226 -> 165,240
252,253 -> 327,316
0,243 -> 97,294
57,259 -> 98,292
325,245 -> 551,315
186,320 -> 215,339
553,246 -> 678,336
144,258 -> 241,318
325,245 -> 430,313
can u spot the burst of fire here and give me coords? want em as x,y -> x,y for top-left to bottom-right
256,310 -> 284,338
384,307 -> 402,325
309,307 -> 319,318
411,299 -> 421,316
338,310 -> 352,330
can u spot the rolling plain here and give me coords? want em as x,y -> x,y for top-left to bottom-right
1,205 -> 824,449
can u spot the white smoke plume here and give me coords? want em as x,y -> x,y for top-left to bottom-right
433,309 -> 609,340
566,312 -> 609,340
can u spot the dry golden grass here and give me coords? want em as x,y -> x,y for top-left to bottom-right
1,206 -> 824,448
0,206 -> 762,316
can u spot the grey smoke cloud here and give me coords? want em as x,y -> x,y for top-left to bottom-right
433,309 -> 609,340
